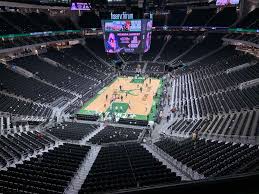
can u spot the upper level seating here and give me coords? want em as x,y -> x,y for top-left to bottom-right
0,131 -> 54,168
46,122 -> 98,141
79,143 -> 181,193
0,12 -> 73,35
0,34 -> 82,50
24,12 -> 61,31
84,37 -> 116,64
55,17 -> 78,30
176,33 -> 223,63
236,8 -> 259,28
79,12 -> 101,28
167,8 -> 186,26
155,138 -> 259,177
0,65 -> 74,104
12,55 -> 96,95
184,8 -> 216,26
0,93 -> 52,118
89,126 -> 143,144
158,35 -> 196,62
207,7 -> 238,27
0,143 -> 90,193
142,33 -> 165,61
62,45 -> 112,74
153,14 -> 166,26
191,46 -> 255,73
43,45 -> 112,78
171,44 -> 258,118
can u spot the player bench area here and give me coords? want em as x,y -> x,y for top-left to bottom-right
77,76 -> 163,123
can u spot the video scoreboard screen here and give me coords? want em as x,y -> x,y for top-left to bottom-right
102,19 -> 152,53
216,0 -> 239,6
70,0 -> 91,11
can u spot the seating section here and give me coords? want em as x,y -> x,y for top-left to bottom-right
184,8 -> 216,26
89,126 -> 143,144
0,65 -> 74,104
12,55 -> 96,95
236,8 -> 259,28
0,34 -> 82,50
0,143 -> 90,193
171,46 -> 258,119
207,7 -> 238,27
167,110 -> 259,138
173,33 -> 224,64
0,131 -> 55,168
0,11 -> 76,36
79,12 -> 101,28
79,143 -> 181,193
155,138 -> 259,177
84,37 -> 116,64
167,8 -> 186,26
0,93 -> 52,118
42,45 -> 112,79
47,122 -> 98,141
158,35 -> 196,62
142,33 -> 165,61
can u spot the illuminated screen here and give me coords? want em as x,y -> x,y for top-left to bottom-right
102,19 -> 152,53
70,3 -> 91,10
70,0 -> 91,10
216,0 -> 239,6
104,20 -> 141,32
104,32 -> 142,53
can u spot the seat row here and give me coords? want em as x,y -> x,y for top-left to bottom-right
0,143 -> 90,193
0,131 -> 55,168
79,143 -> 181,194
47,122 -> 98,141
155,138 -> 259,177
89,126 -> 143,144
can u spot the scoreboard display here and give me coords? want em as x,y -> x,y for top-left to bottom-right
216,0 -> 239,6
70,0 -> 91,10
102,19 -> 152,53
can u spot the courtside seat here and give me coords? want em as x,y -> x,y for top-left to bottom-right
89,126 -> 143,144
46,122 -> 98,141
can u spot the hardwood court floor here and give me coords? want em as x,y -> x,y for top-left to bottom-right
81,76 -> 161,117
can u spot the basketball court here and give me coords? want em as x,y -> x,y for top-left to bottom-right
77,76 -> 163,122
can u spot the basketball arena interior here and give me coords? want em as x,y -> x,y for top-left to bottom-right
0,0 -> 258,193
